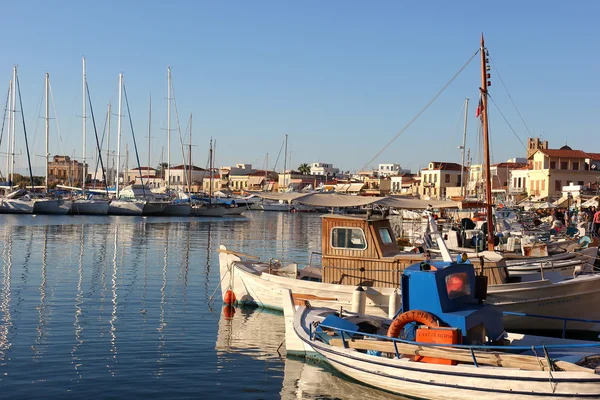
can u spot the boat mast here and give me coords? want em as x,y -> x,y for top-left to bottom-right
283,133 -> 288,191
82,57 -> 87,192
460,98 -> 469,198
10,66 -> 16,185
209,138 -> 213,203
5,79 -> 12,185
106,103 -> 111,187
45,72 -> 50,192
188,113 -> 192,194
147,94 -> 151,187
167,66 -> 171,193
480,34 -> 494,251
116,73 -> 123,198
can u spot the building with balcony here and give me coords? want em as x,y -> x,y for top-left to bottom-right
310,162 -> 339,177
48,155 -> 88,186
419,162 -> 465,200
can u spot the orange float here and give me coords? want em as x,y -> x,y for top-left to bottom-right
386,310 -> 441,338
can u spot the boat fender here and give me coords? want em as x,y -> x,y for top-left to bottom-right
388,289 -> 401,319
351,286 -> 366,314
224,289 -> 236,305
387,310 -> 441,338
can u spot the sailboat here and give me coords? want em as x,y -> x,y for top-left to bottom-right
191,138 -> 225,217
32,73 -> 72,214
107,73 -> 145,216
70,58 -> 109,215
0,67 -> 36,214
161,67 -> 191,217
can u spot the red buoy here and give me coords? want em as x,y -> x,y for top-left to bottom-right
223,305 -> 235,320
224,289 -> 236,305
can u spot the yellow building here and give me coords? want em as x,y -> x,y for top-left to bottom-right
527,145 -> 600,200
48,155 -> 88,186
419,162 -> 465,200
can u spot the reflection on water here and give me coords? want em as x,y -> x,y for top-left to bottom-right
0,212 -> 392,398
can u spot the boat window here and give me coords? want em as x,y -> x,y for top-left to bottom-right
378,228 -> 393,245
445,272 -> 471,300
331,228 -> 367,250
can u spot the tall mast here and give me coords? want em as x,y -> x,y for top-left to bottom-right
265,153 -> 268,190
10,66 -> 16,185
460,98 -> 469,198
167,66 -> 171,192
283,133 -> 288,191
45,73 -> 50,192
188,113 -> 192,194
480,34 -> 494,251
82,57 -> 86,191
106,103 -> 111,187
209,138 -> 213,202
5,80 -> 12,185
116,73 -> 123,198
148,94 -> 151,187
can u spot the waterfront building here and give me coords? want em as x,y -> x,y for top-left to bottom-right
390,173 -> 418,195
48,155 -> 88,187
309,162 -> 339,177
377,163 -> 411,177
419,161 -> 464,200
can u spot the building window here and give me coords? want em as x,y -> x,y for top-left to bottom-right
523,178 -> 526,189
331,228 -> 367,250
513,177 -> 517,187
578,181 -> 584,186
560,161 -> 568,170
535,181 -> 540,191
550,161 -> 556,169
573,162 -> 579,170
434,174 -> 437,183
445,174 -> 450,183
555,180 -> 562,192
541,180 -> 545,191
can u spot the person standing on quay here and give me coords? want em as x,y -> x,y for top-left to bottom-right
594,207 -> 600,237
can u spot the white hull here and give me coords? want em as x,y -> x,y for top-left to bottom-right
506,246 -> 597,282
0,199 -> 34,214
162,203 -> 191,216
291,305 -> 600,399
108,200 -> 145,216
33,199 -> 72,214
71,200 -> 109,215
219,245 -> 600,332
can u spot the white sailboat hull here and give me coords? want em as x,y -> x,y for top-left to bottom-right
33,199 -> 72,214
71,200 -> 109,215
142,201 -> 167,216
223,207 -> 245,216
0,199 -> 34,214
192,205 -> 225,217
108,200 -> 145,216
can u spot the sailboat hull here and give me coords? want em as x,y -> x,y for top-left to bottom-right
71,200 -> 109,215
0,199 -> 34,214
191,205 -> 225,217
142,201 -> 167,216
108,200 -> 145,216
33,199 -> 72,214
162,203 -> 191,216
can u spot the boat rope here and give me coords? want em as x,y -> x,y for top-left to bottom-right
48,81 -> 66,156
0,81 -> 10,178
360,49 -> 480,172
542,345 -> 557,393
122,84 -> 147,198
487,93 -> 527,152
15,72 -> 35,189
85,81 -> 109,197
207,261 -> 235,307
488,57 -> 533,138
91,108 -> 110,188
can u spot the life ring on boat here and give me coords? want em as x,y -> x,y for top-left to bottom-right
387,310 -> 441,338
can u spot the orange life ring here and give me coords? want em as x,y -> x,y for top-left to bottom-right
387,310 -> 441,338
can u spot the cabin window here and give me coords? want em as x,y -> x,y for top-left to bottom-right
445,272 -> 471,300
331,228 -> 367,250
378,228 -> 393,245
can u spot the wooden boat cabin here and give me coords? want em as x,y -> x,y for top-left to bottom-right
320,214 -> 508,288
321,214 -> 425,288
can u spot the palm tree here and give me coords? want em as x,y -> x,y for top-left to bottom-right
298,163 -> 311,175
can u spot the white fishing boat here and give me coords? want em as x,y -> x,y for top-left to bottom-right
282,254 -> 600,398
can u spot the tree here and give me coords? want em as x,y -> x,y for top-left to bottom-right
298,163 -> 311,175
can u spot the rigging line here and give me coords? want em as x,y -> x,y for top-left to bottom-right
48,81 -> 65,156
122,84 -> 146,198
15,72 -> 35,189
31,79 -> 45,159
272,137 -> 285,172
360,49 -> 480,172
488,93 -> 527,151
0,81 -> 10,156
488,57 -> 533,137
170,83 -> 191,189
441,101 -> 467,161
85,81 -> 109,197
92,107 -> 109,185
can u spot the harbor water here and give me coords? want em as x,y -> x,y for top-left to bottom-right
0,212 -> 407,399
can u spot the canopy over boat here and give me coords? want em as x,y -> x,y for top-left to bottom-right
247,192 -> 460,209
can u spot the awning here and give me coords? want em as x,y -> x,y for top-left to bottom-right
247,192 -> 460,209
335,183 -> 364,193
247,176 -> 265,186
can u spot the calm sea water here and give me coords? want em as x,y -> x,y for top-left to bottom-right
0,212 -> 406,400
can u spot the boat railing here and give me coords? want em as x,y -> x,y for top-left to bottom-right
308,251 -> 322,268
502,311 -> 600,339
310,320 -> 600,369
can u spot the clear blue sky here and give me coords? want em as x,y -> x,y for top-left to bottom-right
2,1 -> 599,176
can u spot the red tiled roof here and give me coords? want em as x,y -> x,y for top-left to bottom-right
533,149 -> 588,159
492,162 -> 529,168
423,162 -> 464,171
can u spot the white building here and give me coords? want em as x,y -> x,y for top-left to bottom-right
310,162 -> 339,177
377,163 -> 411,177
